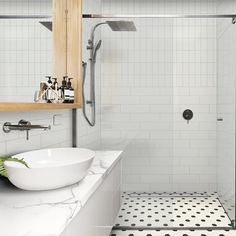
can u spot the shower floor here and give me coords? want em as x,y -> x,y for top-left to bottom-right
110,192 -> 233,236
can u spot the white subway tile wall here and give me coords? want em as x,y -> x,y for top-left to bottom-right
100,0 -> 218,192
172,16 -> 217,192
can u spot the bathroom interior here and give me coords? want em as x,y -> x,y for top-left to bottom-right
0,0 -> 235,236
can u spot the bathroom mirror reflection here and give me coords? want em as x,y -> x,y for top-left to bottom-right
0,0 -> 53,102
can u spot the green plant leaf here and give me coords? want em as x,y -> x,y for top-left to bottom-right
0,157 -> 29,178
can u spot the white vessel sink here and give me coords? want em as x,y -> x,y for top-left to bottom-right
4,148 -> 95,191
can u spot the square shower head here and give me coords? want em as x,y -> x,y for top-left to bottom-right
106,21 -> 137,31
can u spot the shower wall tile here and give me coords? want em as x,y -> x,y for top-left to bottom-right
101,0 -> 217,192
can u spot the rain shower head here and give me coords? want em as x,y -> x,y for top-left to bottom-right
106,21 -> 136,31
89,20 -> 137,43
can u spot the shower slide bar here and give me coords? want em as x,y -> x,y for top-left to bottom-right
83,14 -> 236,19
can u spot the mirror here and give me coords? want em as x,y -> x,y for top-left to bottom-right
0,0 -> 53,102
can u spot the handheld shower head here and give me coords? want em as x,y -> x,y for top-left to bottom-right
92,40 -> 102,62
95,40 -> 102,51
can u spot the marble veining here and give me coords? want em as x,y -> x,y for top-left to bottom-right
0,151 -> 122,236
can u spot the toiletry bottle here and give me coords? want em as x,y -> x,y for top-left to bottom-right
61,76 -> 68,101
46,76 -> 53,103
52,78 -> 58,101
39,82 -> 47,101
63,77 -> 70,103
68,78 -> 74,103
52,78 -> 58,89
46,76 -> 52,86
57,85 -> 62,102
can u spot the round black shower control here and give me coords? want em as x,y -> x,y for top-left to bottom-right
183,109 -> 193,121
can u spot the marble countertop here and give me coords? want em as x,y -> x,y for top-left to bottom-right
0,151 -> 123,236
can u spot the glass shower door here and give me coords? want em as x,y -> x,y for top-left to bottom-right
217,18 -> 236,227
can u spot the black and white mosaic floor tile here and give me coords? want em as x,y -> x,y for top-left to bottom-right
114,192 -> 232,229
110,229 -> 235,236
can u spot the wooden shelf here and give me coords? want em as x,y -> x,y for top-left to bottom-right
0,0 -> 83,112
0,102 -> 81,111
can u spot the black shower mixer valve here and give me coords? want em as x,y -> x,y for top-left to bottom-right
183,109 -> 194,124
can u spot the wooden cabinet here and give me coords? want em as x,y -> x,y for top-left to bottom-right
0,0 -> 82,111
